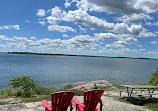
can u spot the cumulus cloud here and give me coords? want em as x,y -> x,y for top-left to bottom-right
0,25 -> 20,30
145,22 -> 158,26
116,13 -> 152,24
1,34 -> 158,56
36,9 -> 46,17
44,7 -> 153,36
75,0 -> 158,14
33,0 -> 158,56
94,32 -> 138,48
48,25 -> 76,32
0,34 -> 98,53
139,29 -> 156,37
69,0 -> 158,24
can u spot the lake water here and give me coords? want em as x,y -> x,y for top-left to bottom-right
0,53 -> 158,90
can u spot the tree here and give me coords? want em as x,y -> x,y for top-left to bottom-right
148,68 -> 158,86
9,75 -> 37,97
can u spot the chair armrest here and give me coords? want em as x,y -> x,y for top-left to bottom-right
42,100 -> 52,111
72,98 -> 85,107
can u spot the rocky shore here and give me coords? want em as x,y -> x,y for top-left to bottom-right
0,80 -> 154,111
63,80 -> 113,90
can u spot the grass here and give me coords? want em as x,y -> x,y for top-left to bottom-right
100,86 -> 116,91
20,95 -> 50,103
0,95 -> 13,99
119,97 -> 158,111
144,102 -> 158,111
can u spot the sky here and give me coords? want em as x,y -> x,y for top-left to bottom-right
0,0 -> 158,58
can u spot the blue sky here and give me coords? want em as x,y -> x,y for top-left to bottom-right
0,0 -> 158,58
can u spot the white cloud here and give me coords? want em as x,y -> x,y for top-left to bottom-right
0,25 -> 20,30
48,25 -> 76,32
139,49 -> 146,52
150,41 -> 157,44
46,7 -> 151,36
30,37 -> 36,40
64,0 -> 71,8
94,33 -> 117,40
33,0 -> 158,57
77,25 -> 87,33
36,9 -> 46,17
38,21 -> 46,26
74,0 -> 158,14
0,35 -> 9,40
63,34 -> 68,37
1,34 -> 158,57
69,0 -> 158,25
145,22 -> 158,26
139,29 -> 156,37
116,13 -> 152,24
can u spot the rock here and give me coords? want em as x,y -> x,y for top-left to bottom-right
63,80 -> 113,90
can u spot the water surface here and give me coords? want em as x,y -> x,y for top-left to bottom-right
0,53 -> 158,90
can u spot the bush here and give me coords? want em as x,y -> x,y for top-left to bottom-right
70,89 -> 84,96
9,75 -> 37,97
1,86 -> 16,96
35,86 -> 54,95
0,75 -> 55,97
149,68 -> 158,86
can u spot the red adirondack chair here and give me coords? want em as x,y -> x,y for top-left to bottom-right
73,89 -> 104,111
42,91 -> 75,111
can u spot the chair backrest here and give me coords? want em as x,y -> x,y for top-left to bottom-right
51,91 -> 75,111
83,89 -> 104,111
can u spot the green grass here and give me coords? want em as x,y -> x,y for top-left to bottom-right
0,95 -> 13,99
20,95 -> 50,103
100,86 -> 116,91
119,97 -> 158,111
69,89 -> 84,96
144,103 -> 158,111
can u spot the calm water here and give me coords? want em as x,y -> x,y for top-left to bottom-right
0,53 -> 158,90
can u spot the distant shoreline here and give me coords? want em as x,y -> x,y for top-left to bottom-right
0,52 -> 157,60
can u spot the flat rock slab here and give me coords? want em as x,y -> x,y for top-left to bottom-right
0,93 -> 152,111
63,80 -> 113,90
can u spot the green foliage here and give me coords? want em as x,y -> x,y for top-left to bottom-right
100,86 -> 115,91
148,68 -> 158,86
0,75 -> 55,97
20,95 -> 50,103
35,86 -> 54,95
9,75 -> 37,97
1,86 -> 16,96
94,84 -> 98,89
145,103 -> 158,111
70,89 -> 84,96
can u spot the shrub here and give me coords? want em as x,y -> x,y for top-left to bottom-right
35,86 -> 54,95
148,68 -> 158,86
94,84 -> 98,89
9,75 -> 37,97
70,89 -> 84,96
1,86 -> 16,96
0,75 -> 55,97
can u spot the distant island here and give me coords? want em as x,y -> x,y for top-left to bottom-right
3,52 -> 157,60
